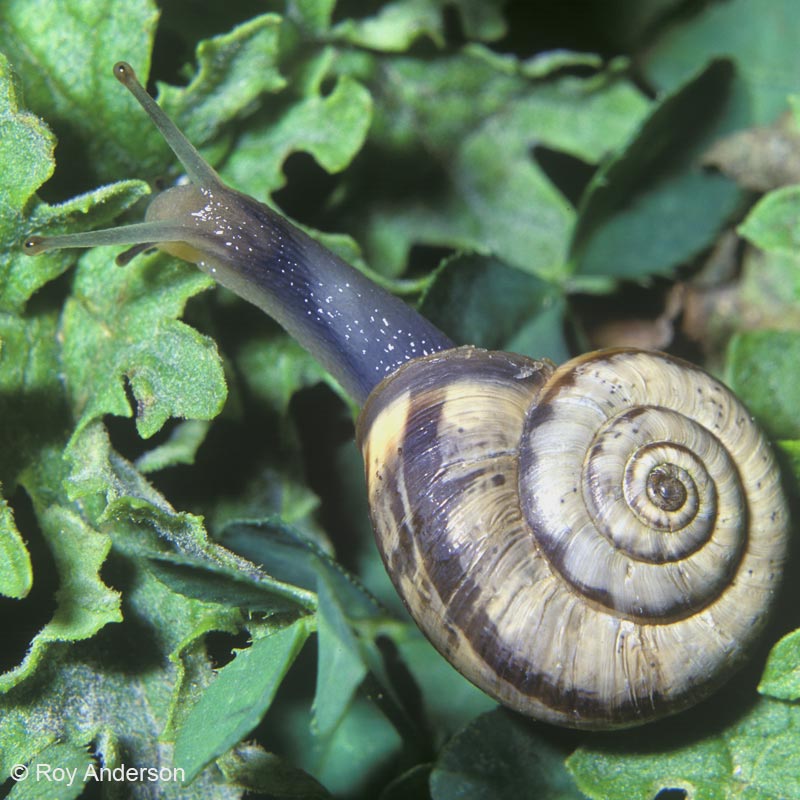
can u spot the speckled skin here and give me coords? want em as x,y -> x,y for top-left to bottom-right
358,347 -> 789,729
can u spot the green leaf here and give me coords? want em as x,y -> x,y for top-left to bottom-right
0,492 -> 32,599
568,697 -> 800,800
420,254 -> 568,360
67,420 -> 184,510
3,4 -> 289,193
334,0 -> 446,50
174,617 -> 311,781
448,0 -> 508,42
145,550 -> 316,614
0,308 -> 121,688
285,694 -> 405,798
0,499 -> 122,691
760,628 -> 800,701
60,249 -> 226,439
30,506 -> 120,640
572,60 -> 742,278
0,311 -> 67,491
353,48 -> 648,280
778,440 -> 800,484
222,517 -> 414,731
571,734 -> 730,800
124,555 -> 244,743
223,56 -> 372,198
644,0 -> 800,126
237,335 -> 332,415
291,0 -> 336,35
334,0 -> 508,51
220,518 -> 367,604
430,709 -> 583,800
8,741 -> 94,800
738,185 -> 800,255
0,312 -> 62,491
574,169 -> 740,279
313,574 -> 369,736
300,0 -> 506,46
0,562 -> 243,799
218,745 -> 332,799
63,417 -> 297,728
725,330 -> 800,440
1,433 -> 126,691
0,51 -> 54,211
158,13 -> 287,147
0,51 -> 58,313
65,421 -> 259,583
0,0 -> 160,182
209,469 -> 324,535
135,419 -> 213,473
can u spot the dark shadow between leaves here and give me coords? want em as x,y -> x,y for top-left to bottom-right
86,552 -> 166,675
0,487 -> 58,674
205,628 -> 252,670
654,788 -> 688,800
373,635 -> 436,760
533,146 -> 597,210
272,151 -> 343,233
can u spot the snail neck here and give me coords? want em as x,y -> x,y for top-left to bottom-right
167,184 -> 455,404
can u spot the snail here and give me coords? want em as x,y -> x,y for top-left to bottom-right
25,62 -> 789,730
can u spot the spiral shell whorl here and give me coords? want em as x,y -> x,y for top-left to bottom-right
520,350 -> 755,623
358,347 -> 788,729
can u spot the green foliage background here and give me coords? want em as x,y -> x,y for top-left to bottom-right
1,1 -> 799,798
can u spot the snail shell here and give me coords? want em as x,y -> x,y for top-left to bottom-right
357,346 -> 788,729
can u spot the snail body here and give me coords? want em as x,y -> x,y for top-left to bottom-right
25,64 -> 789,729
